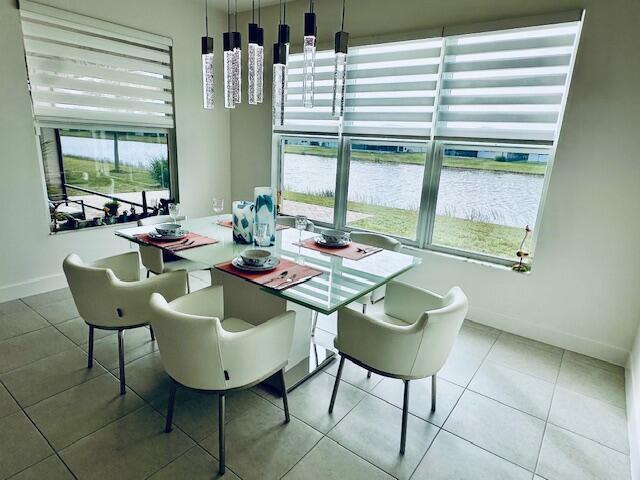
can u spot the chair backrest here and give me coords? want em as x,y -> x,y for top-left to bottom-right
410,286 -> 468,378
149,293 -> 226,390
350,232 -> 401,252
138,214 -> 186,226
276,216 -> 315,232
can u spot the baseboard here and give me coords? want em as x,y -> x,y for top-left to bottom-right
469,305 -> 629,366
627,351 -> 640,480
0,272 -> 68,303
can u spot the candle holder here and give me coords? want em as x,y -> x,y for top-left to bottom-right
232,200 -> 255,244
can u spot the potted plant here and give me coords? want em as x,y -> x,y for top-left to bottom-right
104,200 -> 120,216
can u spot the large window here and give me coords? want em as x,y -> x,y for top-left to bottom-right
274,17 -> 582,265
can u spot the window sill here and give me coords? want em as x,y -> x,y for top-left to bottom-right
48,220 -> 138,236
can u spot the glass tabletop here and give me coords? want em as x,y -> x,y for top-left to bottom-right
115,216 -> 421,315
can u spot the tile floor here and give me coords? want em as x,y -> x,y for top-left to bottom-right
0,270 -> 631,480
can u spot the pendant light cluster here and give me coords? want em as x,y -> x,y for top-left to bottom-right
200,0 -> 348,119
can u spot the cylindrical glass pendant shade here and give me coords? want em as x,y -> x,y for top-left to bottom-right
248,24 -> 264,105
201,37 -> 215,109
272,43 -> 287,127
302,12 -> 316,108
231,31 -> 242,105
332,52 -> 347,118
223,49 -> 235,109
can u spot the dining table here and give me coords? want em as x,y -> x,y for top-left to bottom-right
115,215 -> 422,392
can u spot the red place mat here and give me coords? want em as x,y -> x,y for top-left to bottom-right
216,258 -> 322,291
295,237 -> 383,261
135,232 -> 218,251
217,219 -> 289,231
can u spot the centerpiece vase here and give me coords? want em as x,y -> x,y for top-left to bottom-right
254,186 -> 276,245
232,200 -> 255,244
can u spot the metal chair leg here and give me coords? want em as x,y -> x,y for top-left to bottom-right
279,368 -> 290,422
218,393 -> 226,475
149,326 -> 155,341
329,356 -> 345,413
431,374 -> 436,412
165,379 -> 177,433
186,275 -> 191,294
400,379 -> 410,454
311,311 -> 319,337
87,325 -> 94,368
117,330 -> 126,395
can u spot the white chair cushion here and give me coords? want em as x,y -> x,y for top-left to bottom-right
221,317 -> 254,333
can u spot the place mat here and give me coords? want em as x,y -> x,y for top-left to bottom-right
135,232 -> 218,251
295,237 -> 383,260
216,258 -> 323,291
217,219 -> 289,231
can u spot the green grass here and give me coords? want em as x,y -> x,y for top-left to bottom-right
284,144 -> 546,175
283,190 -> 531,259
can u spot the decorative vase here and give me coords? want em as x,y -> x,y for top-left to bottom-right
232,200 -> 255,244
254,186 -> 276,245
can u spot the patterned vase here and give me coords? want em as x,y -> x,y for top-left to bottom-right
232,200 -> 255,244
254,186 -> 276,245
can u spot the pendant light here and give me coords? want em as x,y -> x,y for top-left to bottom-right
278,1 -> 290,63
302,0 -> 317,108
223,0 -> 241,109
332,0 -> 349,117
248,0 -> 264,104
272,0 -> 288,126
201,0 -> 214,109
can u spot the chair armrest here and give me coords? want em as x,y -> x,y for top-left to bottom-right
336,307 -> 425,377
169,285 -> 224,320
384,281 -> 443,323
91,251 -> 140,282
219,310 -> 295,389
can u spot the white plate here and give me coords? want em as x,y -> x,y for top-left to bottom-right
314,236 -> 351,248
148,230 -> 189,241
231,256 -> 280,272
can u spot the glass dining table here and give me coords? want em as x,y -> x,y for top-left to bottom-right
115,215 -> 422,391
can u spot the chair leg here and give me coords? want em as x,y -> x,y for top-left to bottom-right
218,393 -> 226,475
311,311 -> 319,337
149,325 -> 155,341
279,368 -> 290,422
329,356 -> 345,413
87,325 -> 94,368
165,379 -> 177,433
117,330 -> 126,395
400,380 -> 410,454
431,374 -> 436,412
186,275 -> 191,293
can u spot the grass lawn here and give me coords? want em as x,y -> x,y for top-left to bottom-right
284,144 -> 546,175
283,190 -> 530,259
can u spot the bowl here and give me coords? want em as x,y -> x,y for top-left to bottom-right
322,229 -> 350,244
155,223 -> 182,236
240,249 -> 272,267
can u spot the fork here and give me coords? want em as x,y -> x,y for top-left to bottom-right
264,270 -> 289,285
274,273 -> 298,289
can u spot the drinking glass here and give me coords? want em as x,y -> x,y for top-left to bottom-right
212,198 -> 224,222
254,223 -> 271,247
295,215 -> 307,241
168,203 -> 180,223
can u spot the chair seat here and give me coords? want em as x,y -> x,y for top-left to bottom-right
161,258 -> 210,274
221,317 -> 254,333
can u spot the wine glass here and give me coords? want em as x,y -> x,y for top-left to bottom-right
212,198 -> 224,223
295,215 -> 307,241
168,203 -> 180,223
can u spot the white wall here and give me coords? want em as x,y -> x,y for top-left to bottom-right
0,0 -> 231,301
230,0 -> 640,365
627,322 -> 640,480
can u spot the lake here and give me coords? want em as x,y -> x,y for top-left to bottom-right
282,154 -> 545,228
60,136 -> 167,168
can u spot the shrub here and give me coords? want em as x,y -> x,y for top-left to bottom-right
148,157 -> 169,188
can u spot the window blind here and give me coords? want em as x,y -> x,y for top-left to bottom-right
343,38 -> 443,137
436,22 -> 581,142
20,1 -> 174,129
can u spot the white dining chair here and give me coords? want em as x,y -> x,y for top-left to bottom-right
149,286 -> 296,475
137,215 -> 210,291
277,215 -> 315,231
63,252 -> 188,394
328,280 -> 468,453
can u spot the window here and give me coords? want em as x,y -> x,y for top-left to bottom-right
19,1 -> 177,232
274,16 -> 582,265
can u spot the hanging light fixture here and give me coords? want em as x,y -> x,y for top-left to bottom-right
248,0 -> 264,104
302,0 -> 317,108
332,0 -> 349,117
272,1 -> 288,126
278,1 -> 290,63
201,0 -> 214,109
223,0 -> 241,109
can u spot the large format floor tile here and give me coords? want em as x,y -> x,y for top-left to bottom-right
328,395 -> 438,480
412,430 -> 532,480
325,357 -> 384,392
371,375 -> 463,427
0,309 -> 49,342
0,299 -> 31,316
110,350 -> 170,403
200,401 -> 322,480
444,390 -> 545,471
557,357 -> 626,408
25,374 -> 145,450
0,327 -> 76,374
283,436 -> 393,480
0,381 -> 19,419
29,298 -> 79,325
9,455 -> 74,480
1,347 -> 106,407
468,361 -> 554,419
148,445 -> 240,480
56,317 -> 115,346
21,288 -> 72,309
548,387 -> 629,454
88,327 -> 158,370
60,406 -> 194,480
0,411 -> 52,479
537,424 -> 630,480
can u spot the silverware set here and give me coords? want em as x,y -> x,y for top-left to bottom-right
165,238 -> 195,250
263,270 -> 302,289
356,246 -> 379,254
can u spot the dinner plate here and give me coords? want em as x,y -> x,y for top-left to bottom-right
231,256 -> 280,272
314,236 -> 351,248
148,230 -> 189,241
